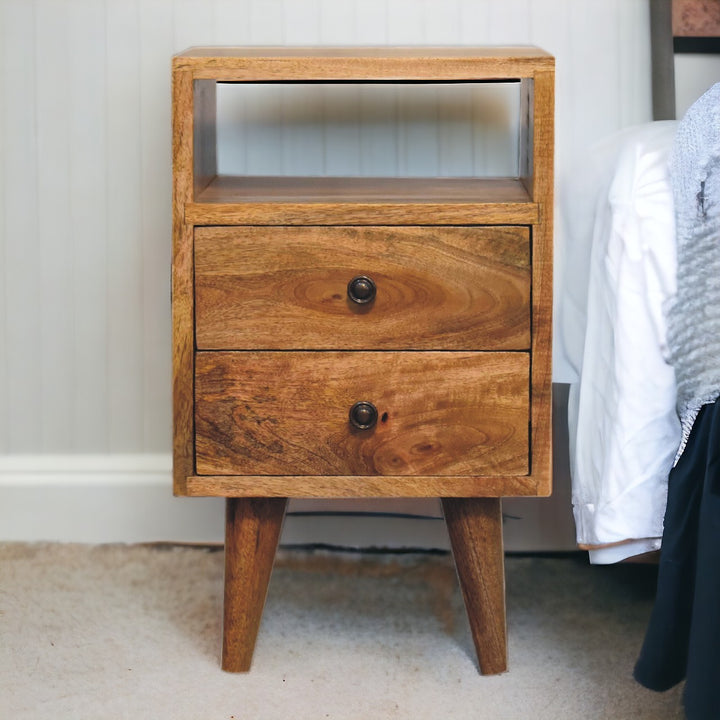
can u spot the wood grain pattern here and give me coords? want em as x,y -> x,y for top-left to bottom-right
195,351 -> 529,477
222,497 -> 287,672
172,45 -> 555,676
173,46 -> 555,82
183,473 -> 539,498
172,68 -> 195,493
196,176 -> 532,202
195,226 -> 530,351
172,46 -> 554,82
188,176 -> 537,226
174,46 -> 554,499
529,70 -> 554,496
442,497 -> 507,674
187,201 -> 537,227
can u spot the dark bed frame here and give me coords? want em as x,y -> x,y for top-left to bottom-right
651,0 -> 720,120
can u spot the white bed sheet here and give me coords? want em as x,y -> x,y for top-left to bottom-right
558,121 -> 682,563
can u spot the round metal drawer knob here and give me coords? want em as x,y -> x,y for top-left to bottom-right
347,275 -> 376,305
349,401 -> 378,430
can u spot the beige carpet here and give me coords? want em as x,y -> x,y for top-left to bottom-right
0,543 -> 685,719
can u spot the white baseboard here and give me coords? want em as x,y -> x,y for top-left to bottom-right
0,453 -> 577,551
0,454 -> 223,544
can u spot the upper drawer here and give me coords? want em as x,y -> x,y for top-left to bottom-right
194,226 -> 530,350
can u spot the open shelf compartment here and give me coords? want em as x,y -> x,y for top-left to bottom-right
187,175 -> 537,225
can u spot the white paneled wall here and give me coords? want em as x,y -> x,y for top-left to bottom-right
217,82 -> 520,178
0,1 -> 651,461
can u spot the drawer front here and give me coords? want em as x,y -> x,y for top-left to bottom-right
195,226 -> 530,350
195,351 -> 529,477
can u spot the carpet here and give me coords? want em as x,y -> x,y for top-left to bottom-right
0,543 -> 684,719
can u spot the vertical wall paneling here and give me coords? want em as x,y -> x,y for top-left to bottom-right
284,84 -> 325,176
68,0 -> 109,451
2,0 -> 42,453
172,0 -> 215,51
245,86 -> 284,176
249,0 -> 285,45
323,84 -> 362,177
211,1 -> 250,46
37,0 -> 75,452
568,0 -> 624,154
140,0 -> 174,452
320,0 -> 357,44
398,83 -> 439,177
488,0 -> 531,39
386,0 -> 425,44
0,0 -> 654,461
354,0 -> 387,44
438,84 -> 473,177
620,0 -> 653,127
423,0 -> 461,44
284,0 -> 321,44
359,83 -> 398,177
0,3 -> 8,448
458,0 -> 493,45
106,0 -> 144,451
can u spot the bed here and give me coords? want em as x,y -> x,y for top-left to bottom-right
559,119 -> 681,564
559,0 -> 720,564
558,1 -> 720,715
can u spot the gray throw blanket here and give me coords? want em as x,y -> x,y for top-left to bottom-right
667,83 -> 720,459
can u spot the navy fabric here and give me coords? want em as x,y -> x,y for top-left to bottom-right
634,399 -> 720,719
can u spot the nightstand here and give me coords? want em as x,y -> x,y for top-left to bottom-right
172,46 -> 554,674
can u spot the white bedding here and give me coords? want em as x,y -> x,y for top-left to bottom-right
558,121 -> 682,563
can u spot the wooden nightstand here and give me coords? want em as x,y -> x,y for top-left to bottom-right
172,46 -> 554,674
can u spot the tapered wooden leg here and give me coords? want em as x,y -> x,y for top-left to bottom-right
442,497 -> 507,675
222,497 -> 287,672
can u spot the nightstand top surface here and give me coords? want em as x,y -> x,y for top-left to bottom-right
172,45 -> 554,81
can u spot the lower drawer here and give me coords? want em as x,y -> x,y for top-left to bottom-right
195,351 -> 529,477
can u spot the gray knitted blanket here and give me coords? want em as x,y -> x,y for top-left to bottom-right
667,83 -> 720,459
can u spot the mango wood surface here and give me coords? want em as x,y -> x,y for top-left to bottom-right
171,69 -> 196,492
442,497 -> 507,674
187,176 -> 537,226
195,226 -> 530,351
528,70 -> 554,495
195,351 -> 529,477
222,497 -> 287,672
173,46 -> 554,677
172,46 -> 553,82
183,473 -> 539,498
196,176 -> 533,203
